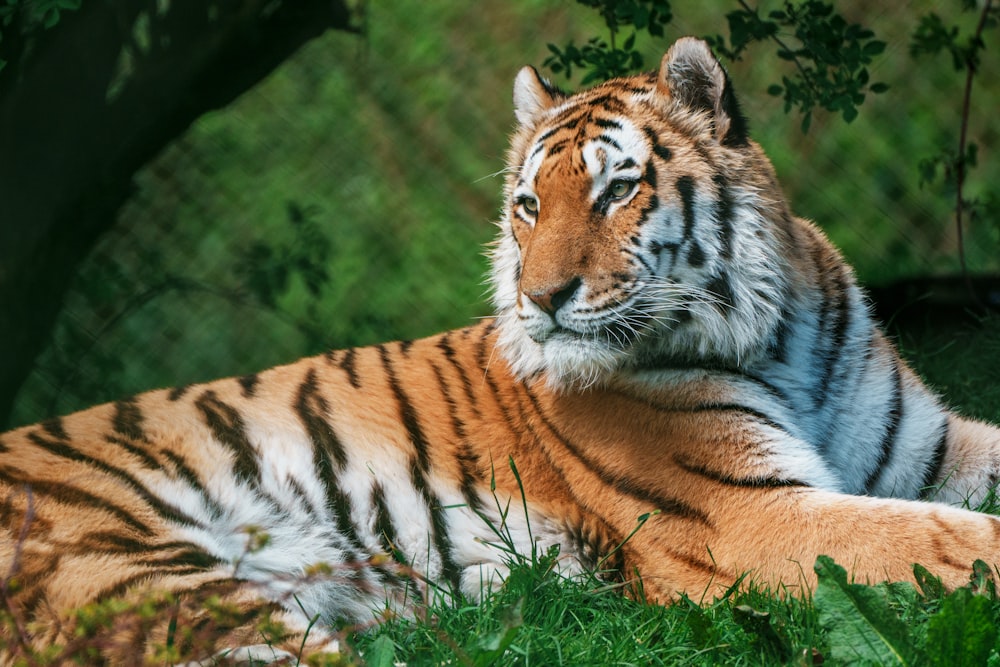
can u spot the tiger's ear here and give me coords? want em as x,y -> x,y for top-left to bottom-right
513,65 -> 560,126
657,37 -> 749,146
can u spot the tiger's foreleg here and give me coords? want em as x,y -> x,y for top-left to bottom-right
627,486 -> 1000,603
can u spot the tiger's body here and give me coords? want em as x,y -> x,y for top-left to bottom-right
4,37 -> 1000,663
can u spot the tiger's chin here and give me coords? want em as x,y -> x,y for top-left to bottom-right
538,335 -> 625,390
496,319 -> 627,391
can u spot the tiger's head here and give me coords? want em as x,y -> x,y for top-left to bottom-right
491,37 -> 796,389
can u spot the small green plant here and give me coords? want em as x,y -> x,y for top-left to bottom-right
544,0 -> 674,83
708,0 -> 888,131
910,0 -> 999,295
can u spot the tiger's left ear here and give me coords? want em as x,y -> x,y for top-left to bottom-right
513,65 -> 561,127
657,37 -> 749,147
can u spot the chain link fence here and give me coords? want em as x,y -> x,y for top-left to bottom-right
9,0 -> 999,427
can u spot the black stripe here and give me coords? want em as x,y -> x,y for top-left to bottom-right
624,245 -> 658,275
594,118 -> 623,129
194,390 -> 260,484
675,456 -> 804,488
586,94 -> 626,113
643,125 -> 672,162
329,480 -> 365,561
429,361 -> 485,514
522,388 -> 711,526
25,431 -> 199,528
295,367 -> 348,470
676,175 -> 696,240
107,397 -> 161,469
372,482 -> 407,565
691,402 -> 788,433
642,159 -> 657,188
41,417 -> 68,440
712,174 -> 735,260
113,397 -> 147,441
138,548 -> 224,571
863,361 -> 903,494
380,344 -> 463,590
705,272 -> 735,315
168,385 -> 190,402
379,345 -> 430,473
536,126 -> 560,144
919,421 -> 949,498
437,332 -> 480,417
105,434 -> 160,470
238,374 -> 259,398
719,76 -> 750,147
686,242 -> 705,268
410,456 -> 462,591
769,308 -> 793,364
638,193 -> 660,229
295,369 -> 359,552
339,348 -> 361,389
287,476 -> 321,518
162,450 -> 224,520
77,532 -> 213,561
608,383 -> 791,435
400,339 -> 414,355
653,144 -> 673,162
814,264 -> 852,410
2,474 -> 153,535
595,134 -> 621,150
90,570 -> 232,607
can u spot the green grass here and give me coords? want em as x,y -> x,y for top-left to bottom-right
893,312 -> 1000,424
350,542 -> 999,667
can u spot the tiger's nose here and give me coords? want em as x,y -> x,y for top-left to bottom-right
526,277 -> 581,316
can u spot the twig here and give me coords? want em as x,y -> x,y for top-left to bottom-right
955,0 -> 993,307
1,486 -> 37,655
735,0 -> 818,97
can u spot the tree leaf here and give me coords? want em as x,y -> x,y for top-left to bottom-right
814,555 -> 915,666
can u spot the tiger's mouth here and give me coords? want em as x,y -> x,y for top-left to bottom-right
531,312 -> 656,351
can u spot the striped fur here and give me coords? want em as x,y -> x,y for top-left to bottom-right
3,37 -> 1000,662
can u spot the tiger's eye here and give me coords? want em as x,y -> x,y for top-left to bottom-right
522,197 -> 538,214
610,180 -> 633,198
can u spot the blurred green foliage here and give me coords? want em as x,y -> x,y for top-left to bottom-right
8,0 -> 1000,427
0,0 -> 81,71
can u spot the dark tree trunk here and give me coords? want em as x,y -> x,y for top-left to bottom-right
0,0 -> 357,428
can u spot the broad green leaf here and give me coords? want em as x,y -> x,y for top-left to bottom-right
926,587 -> 997,667
913,563 -> 945,601
364,635 -> 398,667
814,555 -> 916,666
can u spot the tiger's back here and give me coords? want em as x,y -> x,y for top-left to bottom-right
5,37 -> 1000,663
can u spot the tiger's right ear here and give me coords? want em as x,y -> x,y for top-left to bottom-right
513,66 -> 560,126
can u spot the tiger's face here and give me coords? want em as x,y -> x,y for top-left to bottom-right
491,38 -> 794,389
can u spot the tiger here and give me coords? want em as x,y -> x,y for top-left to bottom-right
3,36 -> 1000,663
